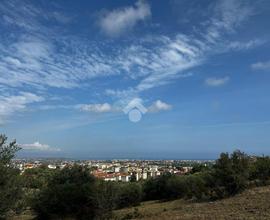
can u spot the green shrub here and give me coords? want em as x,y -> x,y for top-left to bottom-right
166,175 -> 188,199
185,174 -> 208,200
143,173 -> 172,200
211,150 -> 250,198
22,166 -> 56,189
250,156 -> 270,184
32,166 -> 97,219
116,183 -> 142,208
0,135 -> 22,218
95,181 -> 119,218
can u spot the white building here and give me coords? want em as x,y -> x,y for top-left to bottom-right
48,164 -> 57,169
114,166 -> 121,173
142,172 -> 147,180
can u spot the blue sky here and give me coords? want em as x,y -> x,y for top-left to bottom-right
0,0 -> 270,159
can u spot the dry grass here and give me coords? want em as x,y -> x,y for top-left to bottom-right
9,186 -> 270,220
7,210 -> 34,220
113,186 -> 270,220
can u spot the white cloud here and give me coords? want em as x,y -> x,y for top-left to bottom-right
76,99 -> 171,114
51,11 -> 71,24
205,0 -> 253,43
0,33 -> 203,100
0,38 -> 115,89
20,142 -> 61,152
105,35 -> 204,98
148,100 -> 172,112
251,60 -> 270,71
228,39 -> 264,51
78,103 -> 112,113
0,92 -> 43,124
205,76 -> 230,87
217,0 -> 253,30
0,0 -> 260,97
0,0 -> 264,119
98,0 -> 151,37
0,1 -> 70,32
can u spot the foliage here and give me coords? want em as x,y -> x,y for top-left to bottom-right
130,173 -> 136,182
190,164 -> 210,174
165,175 -> 188,199
250,156 -> 270,184
185,174 -> 208,200
0,135 -> 20,165
0,134 -> 22,218
95,180 -> 119,218
143,172 -> 172,200
142,150 -> 253,201
143,173 -> 208,201
1,135 -> 270,220
32,166 -> 97,219
211,150 -> 250,198
116,183 -> 142,208
22,166 -> 56,189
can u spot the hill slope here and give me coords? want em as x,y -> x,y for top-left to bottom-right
113,186 -> 270,220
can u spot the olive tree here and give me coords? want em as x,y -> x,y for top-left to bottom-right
0,134 -> 22,218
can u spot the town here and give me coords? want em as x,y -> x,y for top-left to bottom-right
12,158 -> 214,182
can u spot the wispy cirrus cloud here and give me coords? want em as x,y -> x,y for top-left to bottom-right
0,0 -> 262,93
98,0 -> 151,37
205,76 -> 230,87
0,92 -> 43,124
0,34 -> 201,93
103,0 -> 261,99
205,0 -> 254,43
0,0 -> 265,124
228,39 -> 265,51
77,99 -> 171,114
78,103 -> 113,113
0,38 -> 114,89
251,60 -> 270,71
0,0 -> 70,32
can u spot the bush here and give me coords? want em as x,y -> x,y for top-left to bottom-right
143,173 -> 172,200
32,166 -> 97,219
165,175 -> 188,199
185,174 -> 208,200
190,164 -> 209,174
116,183 -> 142,208
211,150 -> 250,198
142,150 -> 254,202
22,166 -> 56,189
0,135 -> 22,218
250,156 -> 270,184
95,181 -> 119,218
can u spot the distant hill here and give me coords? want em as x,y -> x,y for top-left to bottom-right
113,186 -> 270,220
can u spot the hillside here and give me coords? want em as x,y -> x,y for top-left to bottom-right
113,186 -> 270,220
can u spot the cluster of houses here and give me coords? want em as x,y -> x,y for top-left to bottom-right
87,161 -> 194,182
91,164 -> 162,182
12,159 -> 212,182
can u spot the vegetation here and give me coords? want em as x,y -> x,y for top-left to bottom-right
114,185 -> 270,220
250,156 -> 270,184
32,166 -> 97,219
0,135 -> 22,219
116,182 -> 142,209
1,134 -> 270,219
142,151 -> 253,201
22,166 -> 56,189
